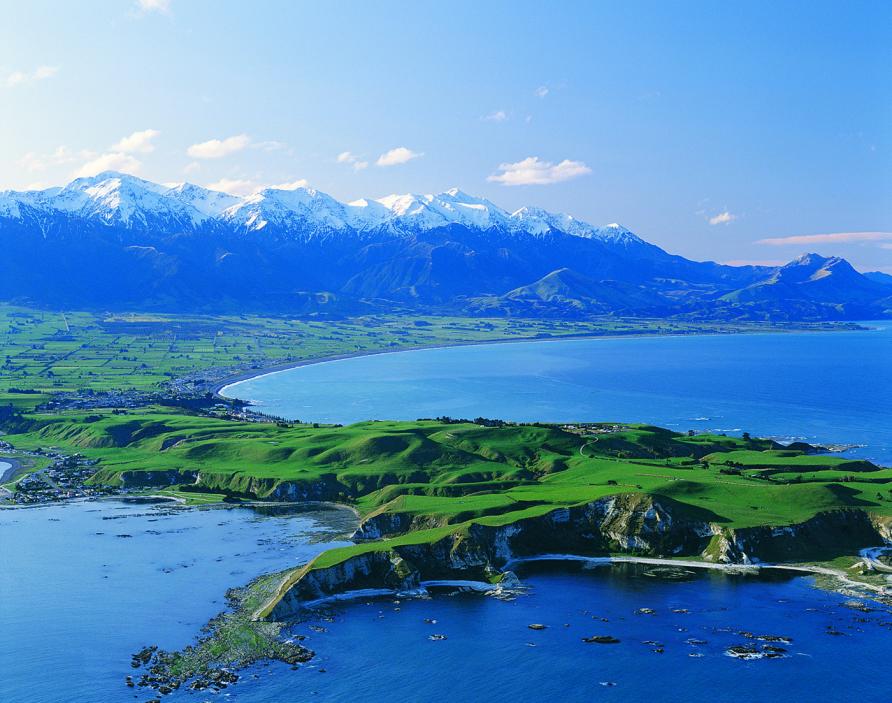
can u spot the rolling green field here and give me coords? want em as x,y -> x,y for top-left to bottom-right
7,408 -> 890,531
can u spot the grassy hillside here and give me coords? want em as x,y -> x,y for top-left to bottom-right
8,409 -> 891,531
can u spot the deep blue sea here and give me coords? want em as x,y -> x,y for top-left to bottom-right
224,323 -> 892,465
257,564 -> 892,703
4,326 -> 892,702
0,500 -> 354,703
3,502 -> 890,703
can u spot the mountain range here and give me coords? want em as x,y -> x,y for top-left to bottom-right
1,172 -> 889,320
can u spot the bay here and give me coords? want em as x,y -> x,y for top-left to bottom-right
224,323 -> 892,464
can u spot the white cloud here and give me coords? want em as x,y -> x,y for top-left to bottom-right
136,0 -> 171,13
376,146 -> 423,167
268,178 -> 309,191
6,65 -> 59,87
23,152 -> 47,171
337,151 -> 369,171
186,134 -> 250,159
74,152 -> 142,178
112,129 -> 160,154
19,146 -> 83,173
757,231 -> 892,246
254,140 -> 289,153
534,85 -> 549,99
482,110 -> 508,122
637,90 -> 662,102
708,210 -> 737,226
487,156 -> 591,186
34,66 -> 59,80
183,161 -> 200,175
206,178 -> 257,196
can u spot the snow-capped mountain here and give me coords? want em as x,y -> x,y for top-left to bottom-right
45,173 -> 195,228
0,172 -> 887,321
0,172 -> 640,241
371,188 -> 514,233
165,183 -> 240,223
222,185 -> 357,233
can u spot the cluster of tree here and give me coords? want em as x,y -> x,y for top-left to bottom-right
419,416 -> 510,427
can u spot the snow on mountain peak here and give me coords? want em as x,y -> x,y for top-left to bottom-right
509,206 -> 598,238
594,223 -> 643,244
166,182 -> 240,221
225,184 -> 353,232
372,189 -> 511,231
0,172 -> 642,244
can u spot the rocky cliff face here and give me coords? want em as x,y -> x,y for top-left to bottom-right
703,509 -> 889,564
353,511 -> 416,540
872,515 -> 892,542
268,551 -> 421,619
265,495 -> 892,620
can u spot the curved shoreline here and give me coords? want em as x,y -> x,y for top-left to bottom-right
505,553 -> 892,597
0,458 -> 23,484
215,323 -> 858,402
264,551 -> 892,615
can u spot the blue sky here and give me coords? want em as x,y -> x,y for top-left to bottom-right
1,0 -> 890,271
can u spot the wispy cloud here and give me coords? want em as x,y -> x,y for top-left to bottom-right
267,178 -> 309,191
187,134 -> 250,159
254,140 -> 289,153
19,146 -> 84,173
206,178 -> 257,196
136,0 -> 171,14
337,151 -> 369,171
757,231 -> 892,246
58,130 -> 160,179
74,152 -> 142,178
376,147 -> 423,167
482,110 -> 508,122
708,210 -> 737,226
487,156 -> 591,186
23,146 -> 143,180
112,129 -> 160,154
534,85 -> 549,99
6,65 -> 59,87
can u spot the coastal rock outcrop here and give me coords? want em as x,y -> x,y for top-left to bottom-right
268,551 -> 420,618
264,495 -> 892,620
703,509 -> 890,564
352,511 -> 415,541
